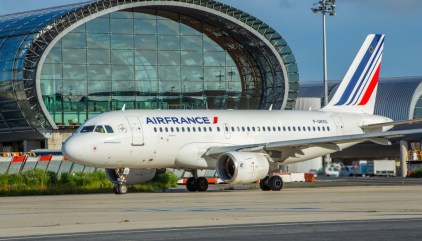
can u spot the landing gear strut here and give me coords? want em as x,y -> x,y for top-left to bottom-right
259,175 -> 283,191
113,168 -> 129,194
186,170 -> 208,192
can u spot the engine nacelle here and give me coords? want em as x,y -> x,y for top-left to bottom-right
216,152 -> 270,184
105,168 -> 157,185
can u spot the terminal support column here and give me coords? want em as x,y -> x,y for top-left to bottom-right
400,140 -> 408,177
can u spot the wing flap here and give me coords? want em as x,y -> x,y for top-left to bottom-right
205,128 -> 422,158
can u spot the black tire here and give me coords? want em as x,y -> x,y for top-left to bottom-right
113,185 -> 119,194
269,176 -> 283,191
196,177 -> 209,192
118,184 -> 128,194
186,177 -> 198,192
259,176 -> 271,191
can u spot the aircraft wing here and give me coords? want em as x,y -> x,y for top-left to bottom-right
360,118 -> 422,129
205,128 -> 422,159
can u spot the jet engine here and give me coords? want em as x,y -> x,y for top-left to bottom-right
216,152 -> 270,184
105,168 -> 157,185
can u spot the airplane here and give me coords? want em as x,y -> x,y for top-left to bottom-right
62,34 -> 422,194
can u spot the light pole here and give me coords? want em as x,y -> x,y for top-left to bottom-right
312,0 -> 336,106
312,0 -> 336,168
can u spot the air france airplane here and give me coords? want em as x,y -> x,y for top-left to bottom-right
62,34 -> 422,194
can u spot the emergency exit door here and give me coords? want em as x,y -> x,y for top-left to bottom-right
126,116 -> 144,146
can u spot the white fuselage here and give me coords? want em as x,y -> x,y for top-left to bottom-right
62,109 -> 392,169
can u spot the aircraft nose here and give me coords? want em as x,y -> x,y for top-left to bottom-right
62,136 -> 84,164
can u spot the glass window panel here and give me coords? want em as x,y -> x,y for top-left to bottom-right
63,64 -> 86,80
0,101 -> 19,111
87,49 -> 110,64
181,51 -> 203,66
72,24 -> 86,33
111,34 -> 133,49
62,33 -> 86,48
134,35 -> 157,50
87,18 -> 110,33
88,80 -> 112,94
182,82 -> 204,93
0,70 -> 13,81
135,96 -> 158,109
181,36 -> 202,50
87,33 -> 110,49
204,51 -> 226,66
162,81 -> 181,93
158,35 -> 179,50
41,63 -> 62,80
111,19 -> 133,34
158,51 -> 180,65
2,35 -> 26,50
157,19 -> 179,35
112,65 -> 134,80
111,49 -> 134,65
62,81 -> 87,96
44,47 -> 62,64
7,119 -> 29,128
180,22 -> 202,35
110,11 -> 134,19
62,49 -> 86,64
134,11 -> 156,19
203,36 -> 223,51
159,66 -> 180,82
181,66 -> 203,81
2,111 -> 24,120
135,80 -> 159,94
135,65 -> 158,81
135,50 -> 157,66
0,50 -> 17,61
204,66 -> 226,82
112,80 -> 134,91
134,19 -> 156,34
87,65 -> 111,81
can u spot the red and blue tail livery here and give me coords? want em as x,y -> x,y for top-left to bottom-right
323,34 -> 384,114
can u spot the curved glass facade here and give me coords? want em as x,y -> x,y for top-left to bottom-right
0,0 -> 299,132
40,9 -> 264,125
0,3 -> 86,131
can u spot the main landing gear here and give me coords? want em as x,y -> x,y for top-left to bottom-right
186,170 -> 208,192
113,168 -> 129,194
259,175 -> 283,191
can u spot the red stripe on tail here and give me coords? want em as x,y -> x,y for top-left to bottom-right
359,64 -> 381,105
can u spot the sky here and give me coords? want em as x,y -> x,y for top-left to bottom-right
1,0 -> 421,82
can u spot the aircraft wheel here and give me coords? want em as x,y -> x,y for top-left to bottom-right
269,176 -> 283,191
117,184 -> 128,194
186,177 -> 198,192
196,177 -> 209,192
113,185 -> 119,194
259,176 -> 271,191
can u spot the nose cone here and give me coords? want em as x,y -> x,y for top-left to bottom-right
62,135 -> 86,165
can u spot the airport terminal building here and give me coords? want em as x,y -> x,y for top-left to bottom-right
0,0 -> 299,151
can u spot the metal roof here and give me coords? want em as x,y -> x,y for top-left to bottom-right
299,77 -> 422,120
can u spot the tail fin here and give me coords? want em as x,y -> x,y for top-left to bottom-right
322,34 -> 384,114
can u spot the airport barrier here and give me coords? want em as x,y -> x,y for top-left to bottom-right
0,154 -> 99,175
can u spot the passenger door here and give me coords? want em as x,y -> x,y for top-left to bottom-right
126,116 -> 144,146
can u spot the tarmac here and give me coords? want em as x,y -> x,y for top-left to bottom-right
1,181 -> 422,238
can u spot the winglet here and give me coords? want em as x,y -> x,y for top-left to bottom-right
122,104 -> 126,111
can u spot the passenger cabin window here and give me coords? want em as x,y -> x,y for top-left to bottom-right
80,125 -> 95,133
95,125 -> 106,133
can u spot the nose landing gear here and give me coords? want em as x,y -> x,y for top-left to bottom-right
113,168 -> 130,194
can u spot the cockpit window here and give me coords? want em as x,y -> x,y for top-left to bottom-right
105,125 -> 114,133
80,125 -> 95,133
95,125 -> 106,133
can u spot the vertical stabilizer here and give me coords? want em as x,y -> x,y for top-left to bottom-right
322,34 -> 384,114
